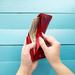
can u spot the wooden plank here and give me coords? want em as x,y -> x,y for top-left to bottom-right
0,46 -> 22,61
0,14 -> 75,29
0,29 -> 75,44
0,0 -> 75,13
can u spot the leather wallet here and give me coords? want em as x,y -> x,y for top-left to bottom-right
26,13 -> 52,61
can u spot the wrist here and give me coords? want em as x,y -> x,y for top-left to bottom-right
50,61 -> 74,75
50,59 -> 62,68
16,64 -> 32,75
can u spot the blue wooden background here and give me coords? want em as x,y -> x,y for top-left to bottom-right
0,0 -> 75,75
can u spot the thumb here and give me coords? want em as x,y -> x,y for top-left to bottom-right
39,37 -> 48,52
27,42 -> 35,50
23,42 -> 35,53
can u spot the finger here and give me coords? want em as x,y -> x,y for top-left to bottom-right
39,37 -> 48,52
27,42 -> 35,50
22,42 -> 35,54
23,38 -> 35,49
42,33 -> 60,47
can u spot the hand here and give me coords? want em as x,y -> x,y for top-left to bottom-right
39,33 -> 60,65
16,17 -> 39,75
16,42 -> 38,75
39,33 -> 74,75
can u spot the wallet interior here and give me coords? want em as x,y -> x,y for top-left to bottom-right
29,17 -> 39,44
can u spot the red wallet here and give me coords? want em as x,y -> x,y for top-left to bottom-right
26,13 -> 52,61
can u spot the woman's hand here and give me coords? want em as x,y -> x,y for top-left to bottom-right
39,33 -> 60,65
16,42 -> 38,75
39,33 -> 74,75
16,17 -> 39,75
